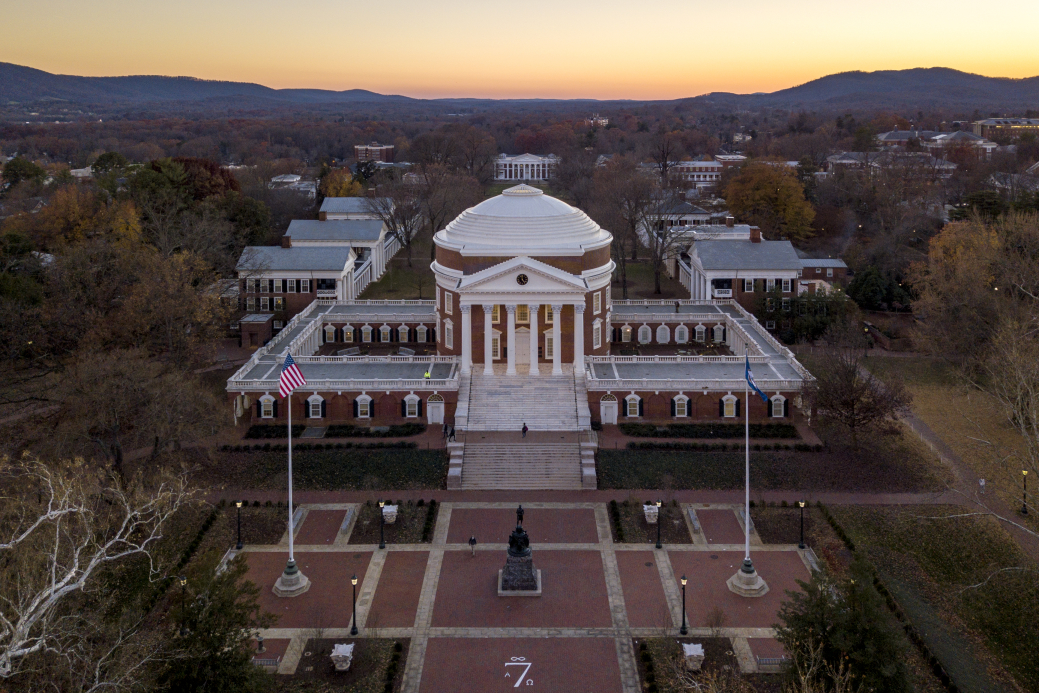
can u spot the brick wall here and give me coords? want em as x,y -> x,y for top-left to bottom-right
234,390 -> 458,425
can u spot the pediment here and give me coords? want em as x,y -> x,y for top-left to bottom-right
458,257 -> 586,294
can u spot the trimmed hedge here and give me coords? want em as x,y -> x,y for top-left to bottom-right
232,448 -> 447,490
244,424 -> 304,439
326,423 -> 426,438
619,422 -> 798,439
221,441 -> 417,452
420,499 -> 438,542
627,441 -> 822,452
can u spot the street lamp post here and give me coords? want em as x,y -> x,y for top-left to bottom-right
378,500 -> 386,549
235,500 -> 243,551
178,576 -> 188,637
679,575 -> 688,635
798,500 -> 806,550
863,326 -> 870,358
350,574 -> 359,636
655,500 -> 663,550
1023,471 -> 1030,515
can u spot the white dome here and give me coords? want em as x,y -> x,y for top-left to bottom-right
436,184 -> 612,254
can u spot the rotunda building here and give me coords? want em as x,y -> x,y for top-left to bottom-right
432,184 -> 614,375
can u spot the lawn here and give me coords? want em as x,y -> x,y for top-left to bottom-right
202,448 -> 448,491
608,499 -> 691,544
597,423 -> 944,492
358,234 -> 436,301
348,499 -> 438,544
613,259 -> 687,300
861,355 -> 1038,534
831,504 -> 1039,693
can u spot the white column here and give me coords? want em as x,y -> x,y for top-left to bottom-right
460,305 -> 472,375
528,304 -> 540,376
483,305 -> 494,375
573,303 -> 585,369
551,303 -> 563,375
505,305 -> 517,375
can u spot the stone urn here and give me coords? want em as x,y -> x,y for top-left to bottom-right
330,643 -> 354,671
382,504 -> 398,525
682,643 -> 705,671
643,503 -> 659,524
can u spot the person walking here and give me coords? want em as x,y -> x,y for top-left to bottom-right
448,426 -> 456,442
442,423 -> 449,440
521,423 -> 528,438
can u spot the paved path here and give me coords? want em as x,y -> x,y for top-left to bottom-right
246,500 -> 812,690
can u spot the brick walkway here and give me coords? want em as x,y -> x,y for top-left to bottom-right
244,500 -> 812,690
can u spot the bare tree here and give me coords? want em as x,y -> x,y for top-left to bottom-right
415,165 -> 482,260
807,330 -> 912,448
645,187 -> 689,294
455,126 -> 498,184
0,455 -> 193,681
365,185 -> 423,267
590,158 -> 656,299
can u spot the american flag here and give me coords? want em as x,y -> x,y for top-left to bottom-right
278,353 -> 307,398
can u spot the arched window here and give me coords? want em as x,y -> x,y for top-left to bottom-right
307,395 -> 324,419
656,325 -> 670,344
398,325 -> 409,342
343,326 -> 354,342
712,324 -> 725,343
416,325 -> 428,342
621,325 -> 632,343
600,394 -> 617,402
771,395 -> 786,418
722,395 -> 738,418
324,325 -> 335,344
694,325 -> 706,343
428,394 -> 444,403
361,325 -> 373,343
259,396 -> 275,419
403,394 -> 421,418
675,325 -> 689,344
625,395 -> 642,417
673,395 -> 689,417
638,326 -> 652,344
354,395 -> 372,418
380,325 -> 392,342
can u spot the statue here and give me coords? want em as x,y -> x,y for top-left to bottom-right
499,505 -> 541,596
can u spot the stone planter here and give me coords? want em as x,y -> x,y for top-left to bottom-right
643,504 -> 659,524
382,505 -> 398,524
330,643 -> 354,671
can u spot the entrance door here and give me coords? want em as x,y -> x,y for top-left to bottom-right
515,327 -> 530,368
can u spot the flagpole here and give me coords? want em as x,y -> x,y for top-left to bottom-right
288,390 -> 294,565
273,353 -> 309,597
728,349 -> 767,598
744,350 -> 751,565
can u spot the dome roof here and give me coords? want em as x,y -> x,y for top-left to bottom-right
435,184 -> 611,255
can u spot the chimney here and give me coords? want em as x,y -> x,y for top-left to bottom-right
750,226 -> 761,243
725,215 -> 735,228
281,235 -> 292,248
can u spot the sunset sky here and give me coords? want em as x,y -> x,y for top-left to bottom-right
4,0 -> 1039,100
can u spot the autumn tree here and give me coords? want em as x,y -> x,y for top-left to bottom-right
723,162 -> 815,242
365,185 -> 423,267
318,168 -> 362,199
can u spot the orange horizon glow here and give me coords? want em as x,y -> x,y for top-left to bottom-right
3,0 -> 1038,101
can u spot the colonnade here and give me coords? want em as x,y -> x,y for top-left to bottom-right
458,302 -> 584,376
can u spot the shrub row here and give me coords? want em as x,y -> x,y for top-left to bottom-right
818,503 -> 959,693
217,499 -> 297,510
222,441 -> 417,452
383,641 -> 404,693
142,506 -> 219,615
244,425 -> 305,439
619,422 -> 798,439
326,423 -> 426,438
638,642 -> 658,692
627,441 -> 823,452
420,499 -> 438,542
609,500 -> 625,542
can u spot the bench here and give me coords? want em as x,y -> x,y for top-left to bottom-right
338,347 -> 361,356
398,347 -> 416,356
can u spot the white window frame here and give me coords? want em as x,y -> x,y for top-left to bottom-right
273,320 -> 284,330
544,306 -> 553,325
287,279 -> 296,293
638,326 -> 652,344
625,395 -> 641,417
675,325 -> 689,343
723,395 -> 738,418
324,325 -> 335,343
827,268 -> 834,277
771,395 -> 785,418
300,279 -> 311,293
308,396 -> 323,419
815,267 -> 822,274
694,325 -> 706,343
273,279 -> 283,293
491,331 -> 501,360
260,297 -> 270,311
621,325 -> 632,343
260,280 -> 270,294
492,304 -> 500,324
444,292 -> 453,315
380,325 -> 391,342
544,330 -> 554,358
444,319 -> 453,349
592,320 -> 602,349
356,395 -> 372,419
713,324 -> 725,343
592,292 -> 601,314
436,286 -> 440,306
766,279 -> 775,291
273,296 -> 285,311
766,320 -> 776,330
246,296 -> 256,311
743,278 -> 754,293
344,326 -> 354,342
674,395 -> 689,418
260,396 -> 275,419
404,394 -> 420,418
516,305 -> 529,323
398,325 -> 409,342
655,325 -> 670,344
782,278 -> 792,292
361,325 -> 373,343
416,325 -> 427,341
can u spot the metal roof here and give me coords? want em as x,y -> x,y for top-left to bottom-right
236,246 -> 354,272
800,258 -> 848,269
694,239 -> 803,271
287,219 -> 384,242
318,197 -> 389,215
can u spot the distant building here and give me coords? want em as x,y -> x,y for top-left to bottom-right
355,142 -> 395,163
825,151 -> 957,178
973,118 -> 1039,140
494,153 -> 560,182
271,173 -> 301,184
876,128 -> 997,159
713,154 -> 747,168
319,196 -> 391,221
587,114 -> 609,127
672,157 -> 724,191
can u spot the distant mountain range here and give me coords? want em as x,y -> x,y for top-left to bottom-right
2,62 -> 1038,111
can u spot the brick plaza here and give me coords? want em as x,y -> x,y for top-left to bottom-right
239,501 -> 814,692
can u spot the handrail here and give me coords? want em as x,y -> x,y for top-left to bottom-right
586,355 -> 769,363
584,377 -> 803,391
295,355 -> 459,363
613,298 -> 733,306
228,378 -> 459,390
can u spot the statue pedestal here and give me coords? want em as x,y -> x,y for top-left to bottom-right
498,559 -> 542,597
726,559 -> 769,598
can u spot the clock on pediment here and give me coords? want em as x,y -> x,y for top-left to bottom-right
516,274 -> 529,286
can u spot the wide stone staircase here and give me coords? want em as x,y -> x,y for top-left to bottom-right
464,365 -> 580,431
459,436 -> 584,490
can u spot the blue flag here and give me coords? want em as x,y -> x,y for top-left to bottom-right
745,354 -> 769,404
